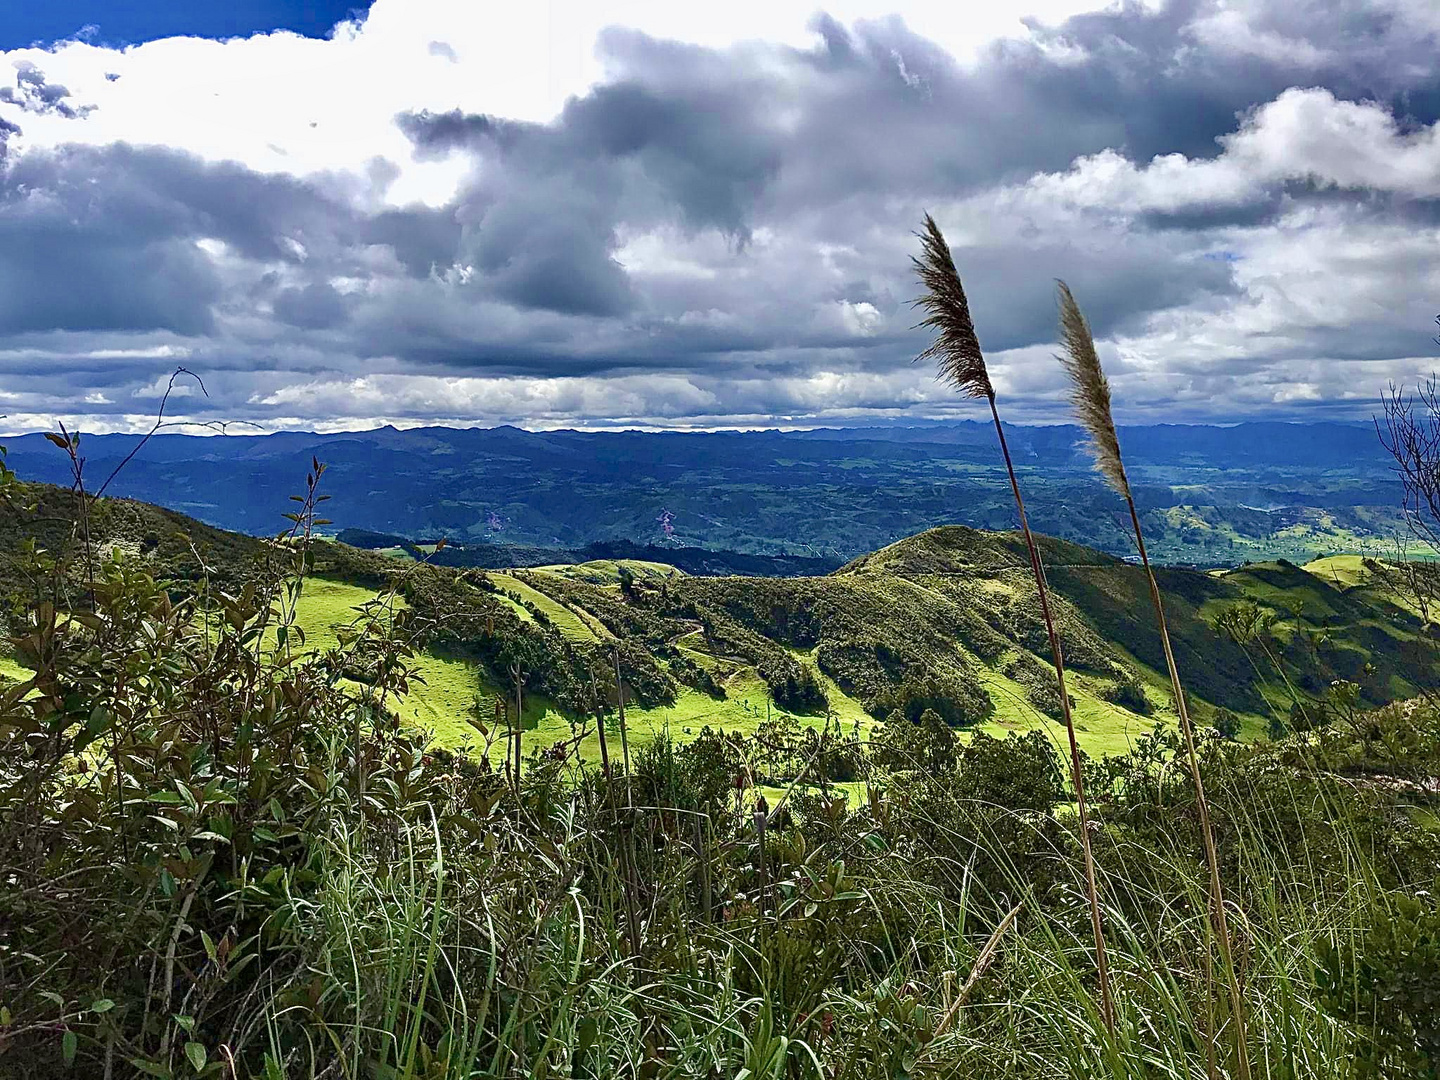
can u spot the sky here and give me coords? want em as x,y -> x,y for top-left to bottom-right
1,0 -> 1439,434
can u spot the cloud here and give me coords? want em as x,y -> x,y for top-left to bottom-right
0,0 -> 1438,433
0,61 -> 95,119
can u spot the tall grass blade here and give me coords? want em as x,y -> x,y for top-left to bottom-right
1056,279 -> 1252,1078
913,216 -> 1115,1033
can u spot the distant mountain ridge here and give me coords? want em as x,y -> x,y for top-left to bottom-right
0,420 -> 1401,565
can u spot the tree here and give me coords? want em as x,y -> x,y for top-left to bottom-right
1211,708 -> 1242,740
954,730 -> 1064,814
870,707 -> 957,774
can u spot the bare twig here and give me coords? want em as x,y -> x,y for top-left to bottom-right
94,367 -> 207,499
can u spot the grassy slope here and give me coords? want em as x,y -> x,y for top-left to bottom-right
3,482 -> 1425,765
283,565 -> 1189,765
272,571 -> 1177,764
490,572 -> 603,641
531,559 -> 683,584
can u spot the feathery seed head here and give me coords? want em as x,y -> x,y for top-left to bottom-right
912,214 -> 994,400
1056,280 -> 1131,499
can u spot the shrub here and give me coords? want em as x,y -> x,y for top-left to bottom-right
1211,707 -> 1242,740
1004,651 -> 1074,720
1101,671 -> 1153,715
954,729 -> 1065,813
870,707 -> 958,773
1317,884 -> 1440,1078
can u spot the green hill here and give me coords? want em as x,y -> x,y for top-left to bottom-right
5,486 -> 1433,764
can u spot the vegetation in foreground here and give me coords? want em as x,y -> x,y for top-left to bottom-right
0,482 -> 1437,1078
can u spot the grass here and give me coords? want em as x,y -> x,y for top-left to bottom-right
1303,553 -> 1370,589
490,572 -> 603,641
975,663 -> 1162,759
531,558 -> 682,584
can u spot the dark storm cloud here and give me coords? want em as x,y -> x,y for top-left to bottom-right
3,0 -> 1439,430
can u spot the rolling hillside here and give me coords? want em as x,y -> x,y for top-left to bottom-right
4,483 -> 1434,765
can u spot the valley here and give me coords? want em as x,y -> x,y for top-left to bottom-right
0,421 -> 1406,568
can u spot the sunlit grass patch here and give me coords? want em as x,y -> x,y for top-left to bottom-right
490,572 -> 600,640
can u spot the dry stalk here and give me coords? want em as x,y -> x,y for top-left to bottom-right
933,902 -> 1023,1038
1056,280 -> 1251,1078
913,216 -> 1114,1033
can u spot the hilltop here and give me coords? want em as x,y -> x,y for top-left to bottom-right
4,483 -> 1431,762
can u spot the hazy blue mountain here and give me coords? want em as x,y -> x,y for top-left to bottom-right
2,421 -> 1400,565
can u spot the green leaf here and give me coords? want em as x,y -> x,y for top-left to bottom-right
184,1042 -> 207,1072
200,931 -> 217,963
62,1029 -> 77,1065
91,998 -> 115,1014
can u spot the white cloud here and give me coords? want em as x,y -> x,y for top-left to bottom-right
0,0 -> 1100,208
1,0 -> 1438,433
1023,88 -> 1440,215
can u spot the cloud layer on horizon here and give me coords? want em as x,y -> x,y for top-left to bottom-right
2,0 -> 1440,434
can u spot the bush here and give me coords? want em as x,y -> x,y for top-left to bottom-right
954,729 -> 1065,813
0,540 -> 493,1076
870,708 -> 958,773
1211,707 -> 1242,740
1101,671 -> 1153,715
1004,652 -> 1074,720
1317,885 -> 1440,1078
870,666 -> 993,728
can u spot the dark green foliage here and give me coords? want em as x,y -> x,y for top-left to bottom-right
870,707 -> 958,773
954,730 -> 1066,814
868,665 -> 993,728
1101,672 -> 1152,714
0,530 -> 499,1077
1211,707 -> 1242,739
667,651 -> 727,698
677,726 -> 746,816
2,514 -> 1438,1077
1317,886 -> 1440,1078
686,599 -> 828,712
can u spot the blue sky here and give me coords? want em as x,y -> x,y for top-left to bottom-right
2,1 -> 372,50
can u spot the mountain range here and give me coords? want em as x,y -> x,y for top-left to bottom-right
0,419 -> 1401,566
